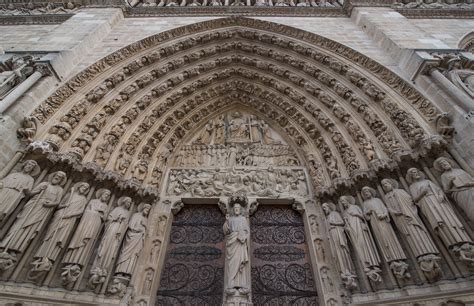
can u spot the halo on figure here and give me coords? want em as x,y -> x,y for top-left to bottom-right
322,202 -> 336,211
381,178 -> 399,190
405,168 -> 425,185
48,171 -> 67,186
117,196 -> 132,207
95,188 -> 111,200
138,202 -> 152,212
361,186 -> 377,198
22,159 -> 41,177
433,156 -> 457,172
338,195 -> 355,206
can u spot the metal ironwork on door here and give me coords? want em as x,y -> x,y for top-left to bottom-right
156,205 -> 225,305
250,205 -> 319,306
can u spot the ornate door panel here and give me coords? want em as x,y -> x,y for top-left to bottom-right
250,206 -> 319,306
156,205 -> 225,305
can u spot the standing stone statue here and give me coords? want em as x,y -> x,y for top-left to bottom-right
89,196 -> 132,288
381,178 -> 441,282
434,157 -> 474,222
322,202 -> 357,290
0,160 -> 40,223
339,195 -> 382,282
196,120 -> 214,144
0,171 -> 67,271
249,115 -> 262,143
406,167 -> 474,266
114,203 -> 151,277
214,115 -> 226,145
30,182 -> 90,275
63,188 -> 111,268
361,186 -> 410,280
224,203 -> 250,294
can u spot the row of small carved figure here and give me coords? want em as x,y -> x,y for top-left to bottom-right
129,0 -> 340,7
0,162 -> 151,296
321,158 -> 474,290
393,0 -> 474,9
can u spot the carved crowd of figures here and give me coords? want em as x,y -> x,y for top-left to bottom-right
322,158 -> 474,290
129,0 -> 340,7
0,161 -> 152,297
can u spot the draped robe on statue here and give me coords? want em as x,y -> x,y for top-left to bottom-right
362,197 -> 406,262
327,210 -> 354,276
0,182 -> 64,253
0,171 -> 34,222
63,198 -> 108,266
410,179 -> 471,248
35,190 -> 88,261
224,215 -> 250,290
440,168 -> 474,222
343,204 -> 381,269
115,212 -> 148,275
384,188 -> 438,257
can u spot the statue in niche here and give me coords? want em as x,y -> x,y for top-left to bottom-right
63,189 -> 110,269
249,115 -> 262,143
89,196 -> 132,288
406,167 -> 474,266
214,115 -> 226,145
339,195 -> 382,282
434,157 -> 474,222
322,202 -> 357,290
229,111 -> 249,141
381,178 -> 441,282
30,182 -> 90,275
361,186 -> 410,280
0,160 -> 40,223
114,203 -> 151,277
195,120 -> 214,144
0,171 -> 67,271
224,201 -> 250,295
444,58 -> 474,98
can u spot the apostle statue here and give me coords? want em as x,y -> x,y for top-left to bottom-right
30,182 -> 90,275
406,167 -> 474,266
0,160 -> 40,223
63,189 -> 111,270
322,202 -> 357,289
361,186 -> 410,280
381,178 -> 441,282
114,203 -> 151,277
224,202 -> 250,294
0,171 -> 67,271
339,195 -> 382,282
89,196 -> 132,289
434,157 -> 474,222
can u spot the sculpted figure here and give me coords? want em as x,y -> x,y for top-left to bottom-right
90,196 -> 132,286
340,195 -> 382,282
224,203 -> 250,294
63,189 -> 110,268
249,115 -> 262,143
445,59 -> 474,98
381,178 -> 441,281
229,112 -> 249,141
407,168 -> 474,266
322,202 -> 357,289
0,160 -> 39,223
196,120 -> 214,144
115,203 -> 151,276
214,115 -> 226,144
434,157 -> 474,222
0,171 -> 67,271
361,186 -> 410,280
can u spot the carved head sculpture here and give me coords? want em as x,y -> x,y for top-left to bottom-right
381,178 -> 399,193
233,203 -> 242,216
361,186 -> 377,200
96,188 -> 111,202
338,195 -> 355,209
49,171 -> 67,186
139,203 -> 152,216
433,157 -> 455,172
75,182 -> 91,195
22,160 -> 40,176
118,196 -> 133,209
406,168 -> 425,184
322,202 -> 336,216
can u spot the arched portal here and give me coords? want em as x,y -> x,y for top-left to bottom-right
1,16 -> 473,306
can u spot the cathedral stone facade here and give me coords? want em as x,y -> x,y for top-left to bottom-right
0,1 -> 474,305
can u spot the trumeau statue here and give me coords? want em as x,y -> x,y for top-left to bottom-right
0,171 -> 67,271
224,201 -> 250,295
90,196 -> 132,287
339,195 -> 382,282
322,202 -> 357,290
434,157 -> 474,222
63,189 -> 111,267
0,160 -> 40,223
406,167 -> 474,266
115,203 -> 151,277
381,178 -> 441,281
361,186 -> 410,280
30,182 -> 90,274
